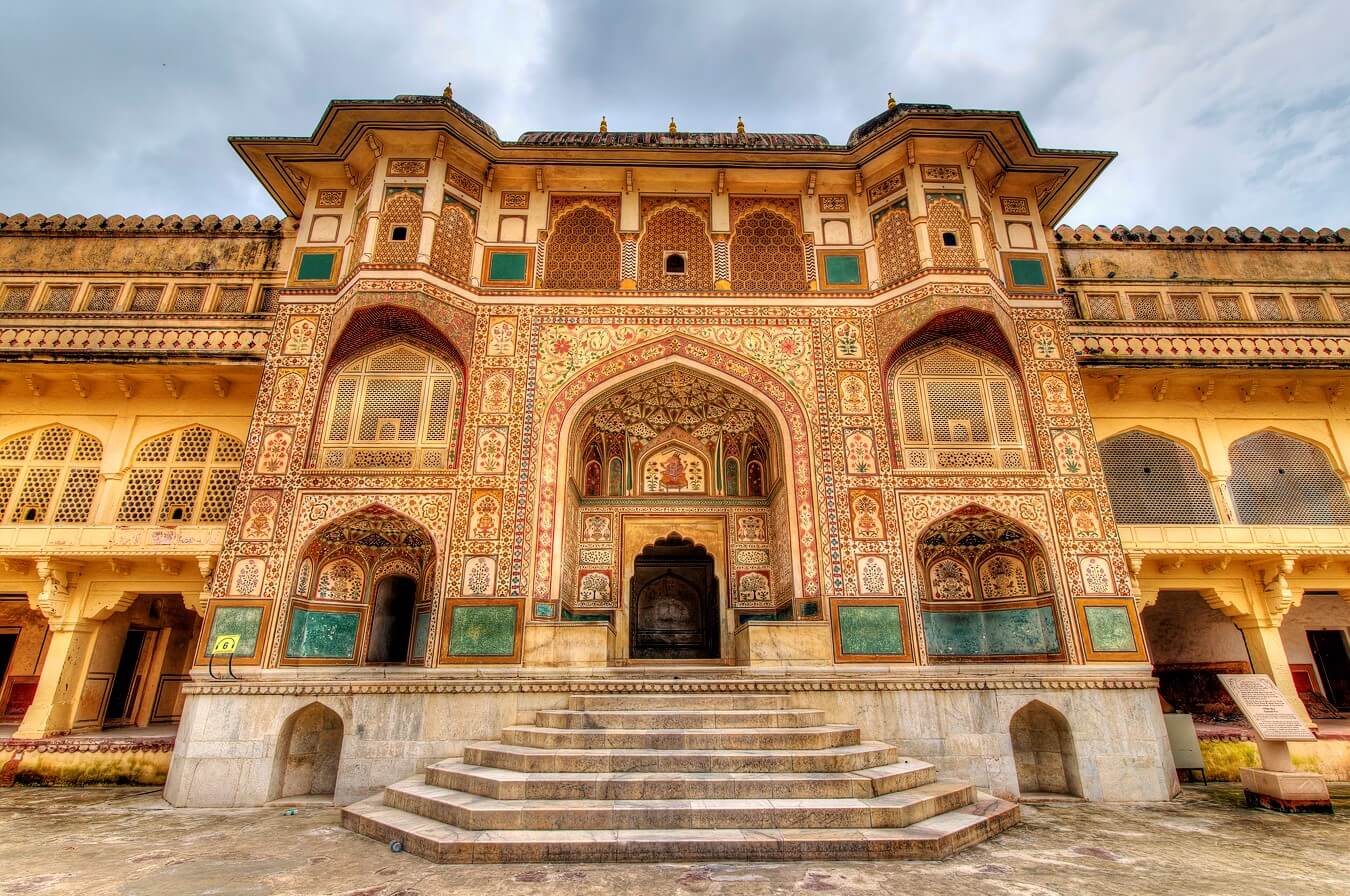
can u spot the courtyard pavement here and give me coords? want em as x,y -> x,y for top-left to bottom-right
0,784 -> 1346,895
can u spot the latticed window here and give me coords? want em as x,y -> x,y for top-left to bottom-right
1100,431 -> 1220,525
889,344 -> 1029,470
1228,432 -> 1350,525
0,426 -> 103,524
116,426 -> 243,523
318,343 -> 462,470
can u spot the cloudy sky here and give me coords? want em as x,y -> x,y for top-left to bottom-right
3,1 -> 1347,227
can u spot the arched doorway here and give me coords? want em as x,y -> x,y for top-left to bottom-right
366,575 -> 417,663
1009,701 -> 1081,797
630,533 -> 719,660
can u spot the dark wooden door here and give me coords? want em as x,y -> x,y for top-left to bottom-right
1308,630 -> 1350,708
629,533 -> 719,660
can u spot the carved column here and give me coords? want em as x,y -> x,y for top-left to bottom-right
13,559 -> 98,739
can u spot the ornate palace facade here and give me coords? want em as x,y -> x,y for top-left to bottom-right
0,92 -> 1347,827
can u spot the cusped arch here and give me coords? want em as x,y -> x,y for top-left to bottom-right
536,342 -> 820,602
1099,429 -> 1220,525
0,424 -> 105,525
637,201 -> 715,290
116,425 -> 243,524
730,206 -> 807,292
916,504 -> 1064,662
543,204 -> 621,290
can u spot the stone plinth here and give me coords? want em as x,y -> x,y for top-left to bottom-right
1239,767 -> 1333,814
733,620 -> 832,666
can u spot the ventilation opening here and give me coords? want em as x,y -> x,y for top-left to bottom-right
941,231 -> 959,247
166,505 -> 191,522
18,506 -> 39,522
664,252 -> 687,275
390,225 -> 409,241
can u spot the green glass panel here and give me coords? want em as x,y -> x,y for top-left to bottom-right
838,604 -> 905,656
450,604 -> 518,657
923,605 -> 1059,656
296,251 -> 336,282
488,251 -> 529,282
412,610 -> 431,659
534,602 -> 555,618
208,606 -> 262,656
824,254 -> 862,285
285,608 -> 360,659
1084,605 -> 1137,652
1009,257 -> 1048,287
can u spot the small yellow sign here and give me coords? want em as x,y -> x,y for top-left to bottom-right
211,634 -> 241,656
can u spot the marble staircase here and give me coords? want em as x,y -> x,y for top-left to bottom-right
341,692 -> 1019,862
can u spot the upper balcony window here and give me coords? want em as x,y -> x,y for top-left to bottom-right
0,426 -> 102,524
116,426 -> 243,524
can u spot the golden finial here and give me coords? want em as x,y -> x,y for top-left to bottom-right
886,91 -> 896,110
599,115 -> 608,135
736,116 -> 746,135
443,82 -> 454,100
669,117 -> 678,135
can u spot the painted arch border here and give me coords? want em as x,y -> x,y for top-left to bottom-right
531,335 -> 821,607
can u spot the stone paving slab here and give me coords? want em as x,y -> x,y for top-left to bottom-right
0,784 -> 1346,895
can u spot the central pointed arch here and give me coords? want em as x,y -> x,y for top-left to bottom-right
531,335 -> 820,617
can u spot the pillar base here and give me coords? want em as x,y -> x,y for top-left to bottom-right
1239,767 -> 1333,814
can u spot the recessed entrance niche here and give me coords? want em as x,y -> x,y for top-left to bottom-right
630,533 -> 719,660
367,575 -> 417,663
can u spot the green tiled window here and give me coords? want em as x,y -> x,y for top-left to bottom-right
838,604 -> 905,656
923,605 -> 1059,657
449,604 -> 518,657
1084,605 -> 1137,653
1008,257 -> 1048,288
285,608 -> 360,659
823,254 -> 862,286
208,606 -> 263,657
487,251 -> 529,283
295,251 -> 337,282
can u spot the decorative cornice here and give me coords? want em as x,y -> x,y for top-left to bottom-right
183,673 -> 1158,697
1056,224 -> 1350,247
0,213 -> 290,235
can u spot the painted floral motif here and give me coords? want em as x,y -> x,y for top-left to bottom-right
480,372 -> 512,414
1079,556 -> 1114,595
535,323 -> 813,398
736,571 -> 771,605
1040,373 -> 1074,417
577,570 -> 611,605
469,491 -> 502,540
844,429 -> 878,474
270,370 -> 306,412
858,556 -> 890,594
582,514 -> 612,542
1052,430 -> 1087,475
487,316 -> 517,356
474,427 -> 508,474
979,554 -> 1030,598
930,558 -> 973,600
242,493 -> 279,541
229,558 -> 265,596
838,373 -> 870,415
256,429 -> 292,474
1066,490 -> 1104,538
462,556 -> 495,594
283,317 -> 317,355
833,321 -> 862,358
850,491 -> 883,540
735,514 -> 767,543
1030,323 -> 1060,359
316,558 -> 365,602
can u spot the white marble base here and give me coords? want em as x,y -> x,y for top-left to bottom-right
164,664 -> 1178,807
1239,767 -> 1332,812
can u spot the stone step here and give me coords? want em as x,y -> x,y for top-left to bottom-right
426,758 -> 937,801
535,708 -> 828,730
463,740 -> 898,774
341,793 -> 1022,863
498,724 -> 860,752
382,777 -> 976,832
569,693 -> 790,712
